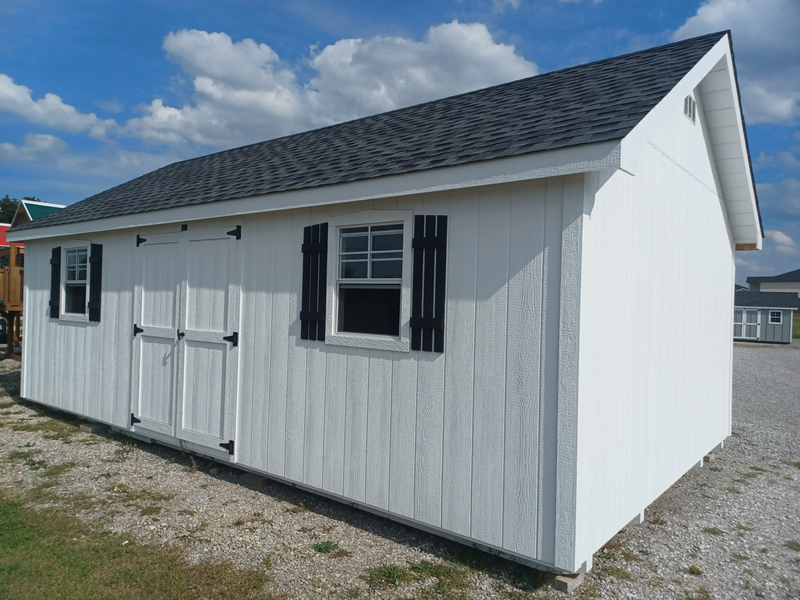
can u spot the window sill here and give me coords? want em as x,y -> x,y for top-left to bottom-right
59,312 -> 89,323
325,331 -> 410,352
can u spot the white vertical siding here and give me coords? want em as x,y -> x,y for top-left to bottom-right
21,176 -> 581,569
574,100 -> 735,571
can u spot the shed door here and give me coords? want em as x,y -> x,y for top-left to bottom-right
131,224 -> 241,457
131,232 -> 183,437
176,224 -> 240,451
743,310 -> 760,340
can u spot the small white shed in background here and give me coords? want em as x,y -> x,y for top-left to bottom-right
9,31 -> 762,573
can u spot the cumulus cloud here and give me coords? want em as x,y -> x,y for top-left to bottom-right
2,22 -> 537,158
757,178 -> 800,218
0,74 -> 116,139
672,0 -> 800,124
306,21 -> 537,124
765,229 -> 797,255
0,133 -> 67,163
493,0 -> 521,12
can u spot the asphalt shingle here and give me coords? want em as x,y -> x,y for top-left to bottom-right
14,31 -> 728,232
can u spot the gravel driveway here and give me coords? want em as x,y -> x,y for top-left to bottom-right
0,342 -> 798,599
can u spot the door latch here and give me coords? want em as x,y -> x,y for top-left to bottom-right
177,329 -> 185,340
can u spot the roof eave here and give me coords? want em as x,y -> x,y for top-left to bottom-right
6,139 -> 621,242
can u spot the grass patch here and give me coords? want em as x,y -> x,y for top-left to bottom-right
139,505 -> 162,517
0,401 -> 15,409
344,588 -> 361,598
0,493 -> 267,599
362,564 -> 414,589
42,462 -> 78,478
749,466 -> 769,472
601,565 -> 633,580
312,540 -> 339,554
730,553 -> 750,561
726,486 -> 742,494
107,483 -> 172,505
687,565 -> 703,576
784,540 -> 800,552
736,524 -> 755,532
702,527 -> 725,536
11,411 -> 80,442
408,560 -> 471,597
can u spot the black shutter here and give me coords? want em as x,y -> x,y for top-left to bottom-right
49,246 -> 61,319
300,222 -> 328,341
88,243 -> 103,322
411,215 -> 448,352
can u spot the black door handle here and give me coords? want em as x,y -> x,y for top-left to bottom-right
177,329 -> 185,340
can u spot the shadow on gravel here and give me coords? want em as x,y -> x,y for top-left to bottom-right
7,385 -> 557,596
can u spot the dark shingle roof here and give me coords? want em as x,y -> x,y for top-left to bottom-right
746,268 -> 800,284
14,31 -> 728,232
734,291 -> 799,310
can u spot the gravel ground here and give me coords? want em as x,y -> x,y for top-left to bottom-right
0,342 -> 798,599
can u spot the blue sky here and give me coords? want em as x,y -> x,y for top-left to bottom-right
0,0 -> 797,283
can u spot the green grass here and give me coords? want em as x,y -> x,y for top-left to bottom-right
687,565 -> 703,576
312,540 -> 339,554
10,409 -> 81,442
785,540 -> 800,552
702,527 -> 725,536
0,493 -> 268,599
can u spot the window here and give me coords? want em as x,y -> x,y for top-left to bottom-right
338,224 -> 403,336
324,210 -> 413,352
50,243 -> 102,322
769,311 -> 782,324
64,247 -> 88,314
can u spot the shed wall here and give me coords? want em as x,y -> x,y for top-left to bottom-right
758,310 -> 792,343
21,175 -> 584,568
574,96 -> 735,569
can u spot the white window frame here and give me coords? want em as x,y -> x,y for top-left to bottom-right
60,243 -> 91,323
325,210 -> 413,352
769,310 -> 782,325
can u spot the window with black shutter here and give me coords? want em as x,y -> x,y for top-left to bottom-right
300,223 -> 328,341
410,215 -> 447,352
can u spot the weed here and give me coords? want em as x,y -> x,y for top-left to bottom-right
694,586 -> 713,600
178,509 -> 194,516
650,513 -> 666,525
139,505 -> 162,517
344,588 -> 361,598
788,461 -> 800,470
42,462 -> 78,478
408,560 -> 471,597
264,553 -> 273,569
750,466 -> 768,472
687,565 -> 703,576
780,576 -> 793,585
742,471 -> 760,479
361,564 -> 413,589
233,520 -> 244,527
601,565 -> 633,580
760,547 -> 769,553
11,411 -> 80,442
702,527 -> 725,535
736,524 -> 754,532
784,540 -> 800,552
0,401 -> 14,409
313,540 -> 339,554
730,553 -> 749,561
726,486 -> 742,494
330,549 -> 352,558
286,502 -> 308,514
709,466 -> 722,472
743,579 -> 751,589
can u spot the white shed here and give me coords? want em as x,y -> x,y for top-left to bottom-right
8,31 -> 762,574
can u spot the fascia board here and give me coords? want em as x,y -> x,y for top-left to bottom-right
734,306 -> 797,311
23,200 -> 66,209
620,35 -> 761,249
8,139 -> 620,241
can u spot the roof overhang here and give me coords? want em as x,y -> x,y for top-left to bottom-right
620,33 -> 762,251
7,139 -> 621,242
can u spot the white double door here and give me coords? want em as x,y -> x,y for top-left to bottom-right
131,223 -> 240,457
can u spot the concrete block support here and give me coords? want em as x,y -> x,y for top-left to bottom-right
79,422 -> 107,434
555,572 -> 586,593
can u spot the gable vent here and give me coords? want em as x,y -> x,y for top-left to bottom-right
683,95 -> 696,124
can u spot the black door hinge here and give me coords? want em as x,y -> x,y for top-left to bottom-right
131,413 -> 141,426
133,324 -> 144,336
177,329 -> 185,340
227,225 -> 241,240
136,234 -> 146,247
223,332 -> 238,347
219,440 -> 234,455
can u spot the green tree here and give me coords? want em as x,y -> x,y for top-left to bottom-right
0,195 -> 41,223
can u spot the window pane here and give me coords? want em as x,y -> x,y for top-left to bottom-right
65,284 -> 87,314
341,261 -> 368,278
371,224 -> 402,232
371,259 -> 402,279
371,233 -> 403,251
372,251 -> 402,259
734,309 -> 742,323
733,324 -> 742,337
338,286 -> 401,335
341,235 -> 368,253
341,226 -> 369,234
746,312 -> 758,324
745,324 -> 757,338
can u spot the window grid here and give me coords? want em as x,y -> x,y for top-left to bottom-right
769,311 -> 782,324
339,223 -> 403,281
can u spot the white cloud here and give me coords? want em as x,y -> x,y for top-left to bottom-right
765,229 -> 797,255
672,0 -> 800,124
306,21 -> 537,124
96,100 -> 124,113
0,74 -> 116,139
2,22 -> 537,156
0,133 -> 67,163
757,178 -> 800,218
493,0 -> 521,12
